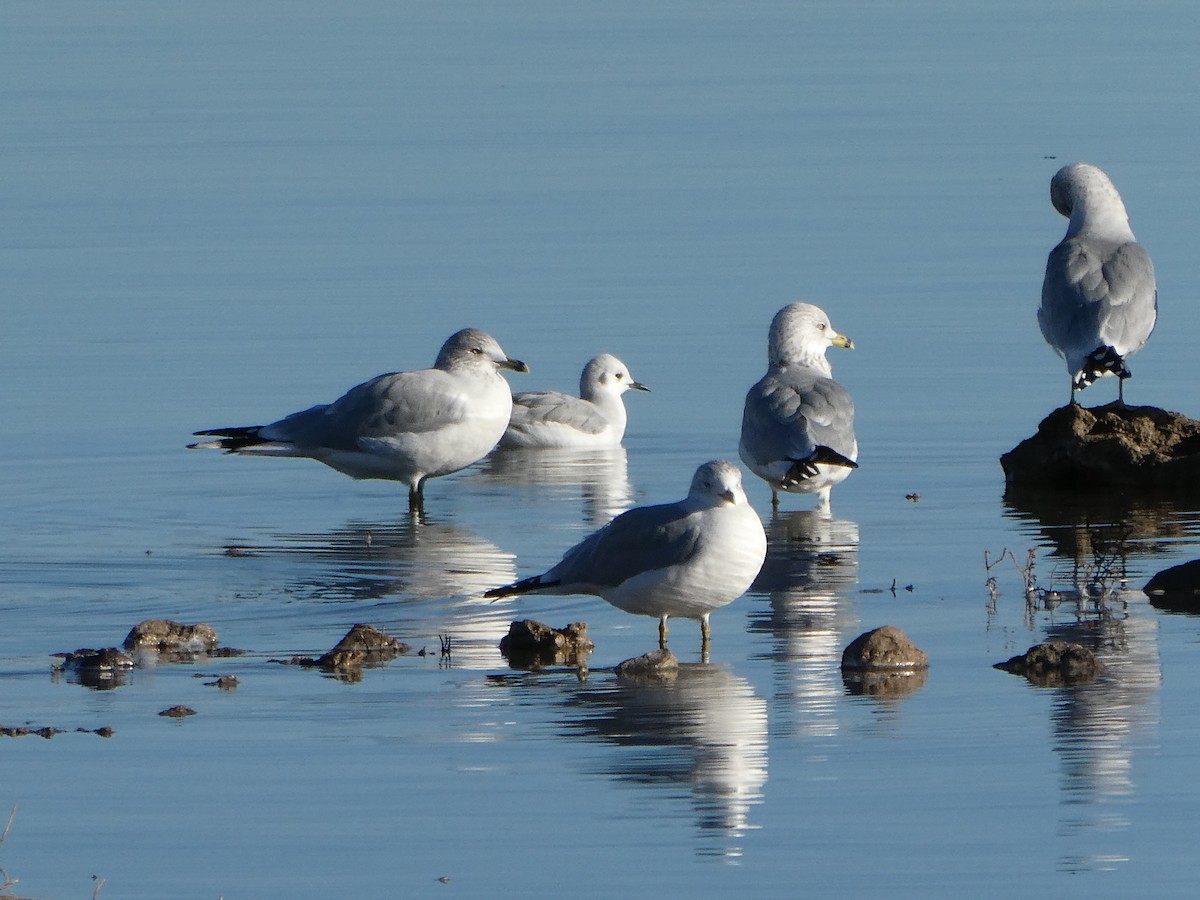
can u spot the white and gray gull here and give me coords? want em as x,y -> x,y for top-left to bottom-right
1039,162 -> 1157,406
189,328 -> 528,512
498,353 -> 648,449
739,302 -> 858,513
484,460 -> 767,649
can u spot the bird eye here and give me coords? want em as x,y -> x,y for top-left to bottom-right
615,372 -> 624,380
817,323 -> 827,331
470,347 -> 483,355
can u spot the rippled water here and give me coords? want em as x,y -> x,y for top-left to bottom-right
4,1 -> 1200,897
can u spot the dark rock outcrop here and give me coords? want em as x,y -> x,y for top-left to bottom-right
283,624 -> 410,678
1145,559 -> 1200,614
499,620 -> 593,669
124,619 -> 219,655
994,641 -> 1103,686
1001,403 -> 1200,489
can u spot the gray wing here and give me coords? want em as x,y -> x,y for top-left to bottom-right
545,502 -> 702,588
510,390 -> 607,434
262,369 -> 470,450
741,369 -> 856,465
1040,237 -> 1157,359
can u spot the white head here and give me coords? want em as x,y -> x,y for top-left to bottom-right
580,353 -> 649,401
1050,162 -> 1134,241
436,328 -> 529,375
689,460 -> 751,507
767,302 -> 854,374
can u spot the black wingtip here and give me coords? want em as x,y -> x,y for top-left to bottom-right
484,575 -> 557,601
1077,346 -> 1130,387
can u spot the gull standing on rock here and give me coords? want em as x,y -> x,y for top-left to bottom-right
1039,162 -> 1157,406
189,328 -> 528,513
498,353 -> 648,449
739,302 -> 858,513
485,460 -> 767,650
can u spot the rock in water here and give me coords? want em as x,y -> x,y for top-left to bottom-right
840,625 -> 928,671
994,641 -> 1103,687
1001,403 -> 1200,489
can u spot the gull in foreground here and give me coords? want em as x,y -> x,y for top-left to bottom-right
189,328 -> 528,512
739,302 -> 858,513
484,460 -> 767,649
1039,162 -> 1157,406
499,353 -> 648,449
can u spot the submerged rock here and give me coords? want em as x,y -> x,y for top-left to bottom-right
282,624 -> 410,678
614,648 -> 679,683
1145,559 -> 1200,614
158,705 -> 198,718
499,619 -> 594,669
994,641 -> 1103,687
840,626 -> 928,671
54,647 -> 134,689
1001,403 -> 1200,489
124,619 -> 219,655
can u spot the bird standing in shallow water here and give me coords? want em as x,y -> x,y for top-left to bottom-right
484,460 -> 767,651
189,328 -> 528,514
499,353 -> 648,449
1039,162 -> 1157,407
739,302 -> 858,513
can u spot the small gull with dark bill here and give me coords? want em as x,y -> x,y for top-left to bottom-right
498,353 -> 648,449
1039,162 -> 1157,405
485,460 -> 766,649
189,328 -> 528,512
739,302 -> 858,513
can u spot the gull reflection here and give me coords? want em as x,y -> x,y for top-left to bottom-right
478,446 -> 635,524
1000,490 -> 1165,873
1045,609 -> 1161,874
560,663 -> 768,861
745,510 -> 859,737
231,518 -> 518,669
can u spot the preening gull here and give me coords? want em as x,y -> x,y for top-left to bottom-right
499,353 -> 648,449
739,302 -> 858,513
485,460 -> 766,649
1039,162 -> 1157,405
189,328 -> 528,511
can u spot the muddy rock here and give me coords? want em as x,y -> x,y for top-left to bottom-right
54,647 -> 135,688
124,619 -> 219,654
614,648 -> 679,683
1144,559 -> 1200,614
499,619 -> 594,669
283,624 -> 410,678
158,705 -> 198,718
994,641 -> 1103,686
841,626 -> 928,671
1001,403 -> 1200,489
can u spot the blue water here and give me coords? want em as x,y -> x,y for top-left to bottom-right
4,1 -> 1200,896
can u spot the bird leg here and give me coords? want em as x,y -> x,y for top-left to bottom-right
658,615 -> 669,649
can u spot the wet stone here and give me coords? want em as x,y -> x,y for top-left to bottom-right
841,626 -> 929,671
158,705 -> 198,718
1001,403 -> 1200,490
124,619 -> 220,659
614,648 -> 679,683
994,641 -> 1104,687
281,624 -> 409,678
54,646 -> 135,688
499,619 -> 594,669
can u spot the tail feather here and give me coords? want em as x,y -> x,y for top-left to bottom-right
188,426 -> 267,452
484,574 -> 559,601
783,446 -> 859,485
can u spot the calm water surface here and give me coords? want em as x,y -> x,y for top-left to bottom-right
3,1 -> 1200,897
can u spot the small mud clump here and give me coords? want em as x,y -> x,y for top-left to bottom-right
158,705 -> 198,718
499,620 -> 594,669
614,648 -> 679,684
1001,403 -> 1200,489
281,624 -> 410,678
994,641 -> 1104,687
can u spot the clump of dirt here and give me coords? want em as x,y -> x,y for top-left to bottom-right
280,624 -> 410,679
1001,403 -> 1200,489
499,620 -> 593,669
994,641 -> 1103,687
